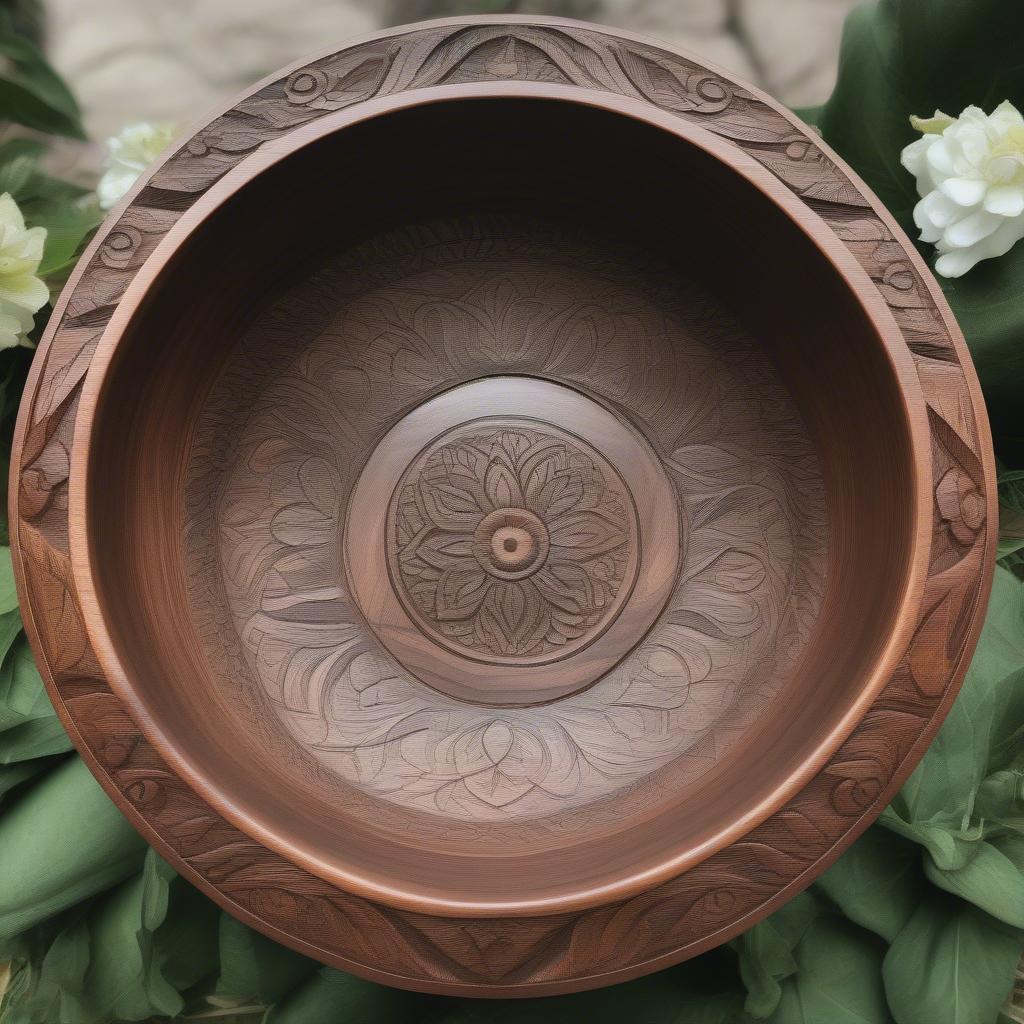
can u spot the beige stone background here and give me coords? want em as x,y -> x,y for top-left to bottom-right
46,0 -> 860,145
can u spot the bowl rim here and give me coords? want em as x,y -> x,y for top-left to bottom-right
67,81 -> 934,918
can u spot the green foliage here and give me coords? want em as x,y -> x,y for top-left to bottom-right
999,466 -> 1024,560
0,11 -> 83,139
883,896 -> 1022,1024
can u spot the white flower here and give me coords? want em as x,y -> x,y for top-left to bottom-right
97,121 -> 177,210
901,101 -> 1024,278
0,193 -> 48,350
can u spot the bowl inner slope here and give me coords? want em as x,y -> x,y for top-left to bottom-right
82,97 -> 921,914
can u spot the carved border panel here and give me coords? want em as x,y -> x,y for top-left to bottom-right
11,17 -> 995,995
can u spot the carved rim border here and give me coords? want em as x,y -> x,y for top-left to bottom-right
9,15 -> 997,996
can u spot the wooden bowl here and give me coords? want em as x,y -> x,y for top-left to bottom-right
13,16 -> 995,996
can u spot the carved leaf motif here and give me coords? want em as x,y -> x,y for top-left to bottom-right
909,559 -> 982,697
615,47 -> 733,114
614,643 -> 699,710
18,521 -> 86,675
548,509 -> 626,558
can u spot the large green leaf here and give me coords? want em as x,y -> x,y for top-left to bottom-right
883,896 -> 1024,1024
923,838 -> 1024,928
0,13 -> 84,139
0,756 -> 146,942
0,636 -> 71,765
998,468 -> 1024,559
767,913 -> 891,1024
31,201 -> 103,279
213,912 -> 316,1007
734,891 -> 816,1018
814,0 -> 1024,460
815,827 -> 924,943
735,917 -> 798,1019
268,968 -> 436,1024
0,548 -> 71,767
0,138 -> 101,285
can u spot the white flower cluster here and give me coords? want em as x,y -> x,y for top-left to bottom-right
0,193 -> 48,350
98,122 -> 177,211
902,101 -> 1024,278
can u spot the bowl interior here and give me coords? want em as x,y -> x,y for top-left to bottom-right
78,95 -> 924,914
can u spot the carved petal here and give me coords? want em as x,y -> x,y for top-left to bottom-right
534,560 -> 599,615
298,457 -> 340,517
614,633 -> 711,710
532,471 -> 584,520
476,581 -> 550,655
435,563 -> 490,621
689,548 -> 766,593
406,529 -> 477,571
483,456 -> 523,510
548,508 -> 628,559
417,479 -> 485,532
673,581 -> 760,638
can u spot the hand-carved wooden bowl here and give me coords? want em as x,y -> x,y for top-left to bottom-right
12,16 -> 995,997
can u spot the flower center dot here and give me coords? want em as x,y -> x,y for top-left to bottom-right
489,524 -> 536,570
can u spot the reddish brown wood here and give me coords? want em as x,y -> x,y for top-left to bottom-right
10,16 -> 996,997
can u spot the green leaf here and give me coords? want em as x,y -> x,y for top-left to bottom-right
736,918 -> 797,1018
0,14 -> 84,139
0,621 -> 71,766
734,892 -> 817,1018
0,138 -> 46,200
816,827 -> 925,942
768,914 -> 891,1024
924,839 -> 1024,928
428,955 -> 754,1024
214,913 -> 315,1007
0,758 -> 55,806
0,756 -> 146,941
814,0 -> 1024,461
151,875 -> 220,995
0,548 -> 17,615
998,469 -> 1024,560
975,770 -> 1024,831
78,851 -> 184,1020
31,200 -> 102,278
0,140 -> 100,282
268,968 -> 432,1024
883,896 -> 1024,1024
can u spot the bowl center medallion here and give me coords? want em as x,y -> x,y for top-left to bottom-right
346,377 -> 680,705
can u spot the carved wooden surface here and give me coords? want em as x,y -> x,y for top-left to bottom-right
10,16 -> 996,996
186,235 -> 823,822
389,420 -> 635,661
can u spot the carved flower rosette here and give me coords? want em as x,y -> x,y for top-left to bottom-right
389,423 -> 634,661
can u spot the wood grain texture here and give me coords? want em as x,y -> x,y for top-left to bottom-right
9,15 -> 996,997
